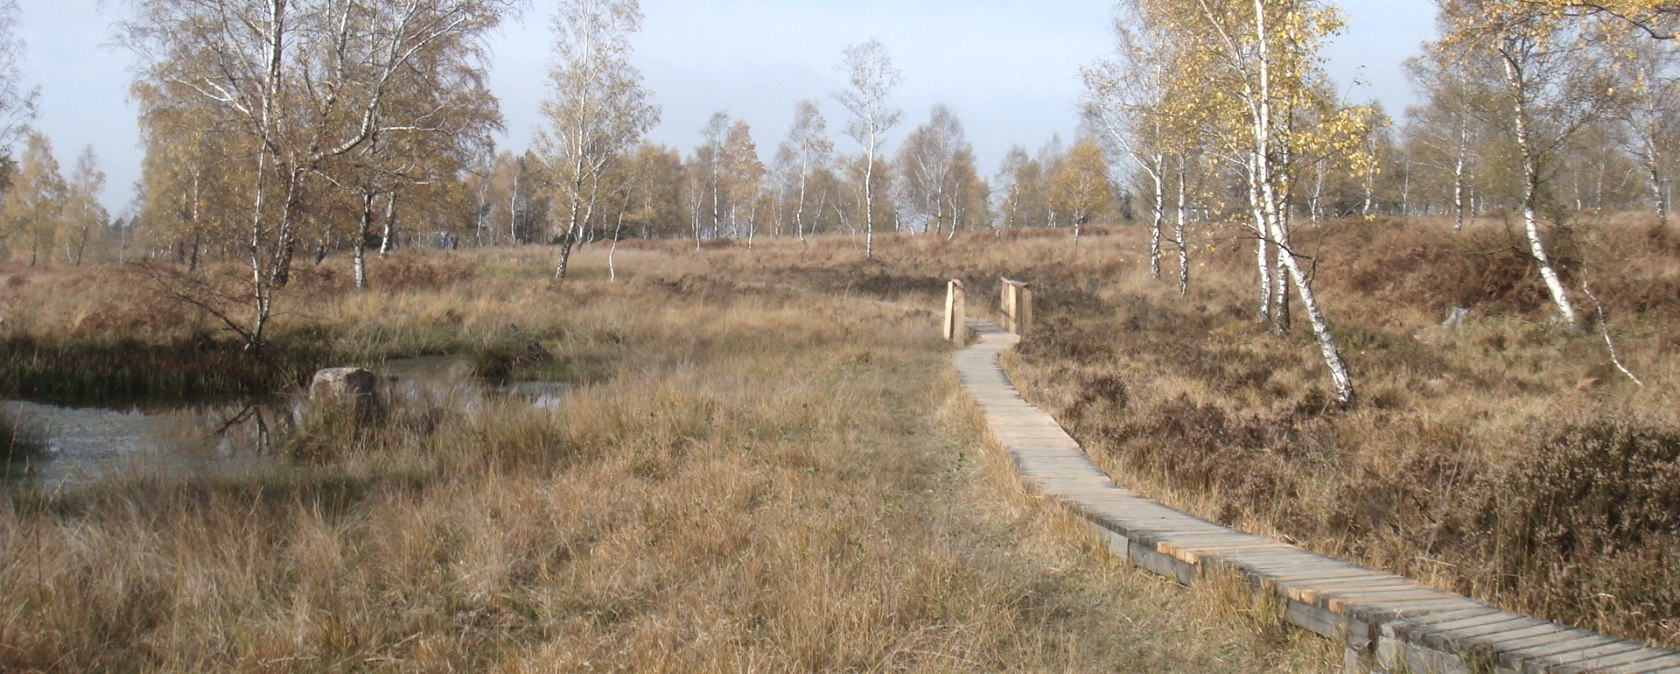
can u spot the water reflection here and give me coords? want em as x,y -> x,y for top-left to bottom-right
3,356 -> 571,491
1,399 -> 290,490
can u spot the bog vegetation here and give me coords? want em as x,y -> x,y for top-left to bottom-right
0,0 -> 1677,666
0,247 -> 1346,671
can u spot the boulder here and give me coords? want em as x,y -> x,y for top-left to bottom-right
310,367 -> 381,418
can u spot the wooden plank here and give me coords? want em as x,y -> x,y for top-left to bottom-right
1161,540 -> 1299,564
1494,632 -> 1623,674
1347,598 -> 1491,625
1390,607 -> 1509,633
1330,594 -> 1473,620
1216,556 -> 1371,579
1276,573 -> 1416,593
1285,599 -> 1350,641
1497,627 -> 1612,655
1411,615 -> 1545,653
1451,621 -> 1569,652
1533,640 -> 1652,674
1283,579 -> 1422,605
1325,589 -> 1464,614
1553,649 -> 1680,674
1615,654 -> 1680,673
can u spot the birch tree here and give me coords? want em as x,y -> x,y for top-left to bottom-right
1,131 -> 62,266
1603,35 -> 1679,222
1404,45 -> 1500,231
0,0 -> 33,158
996,146 -> 1048,230
773,100 -> 833,243
1048,139 -> 1113,244
1132,0 -> 1366,404
835,39 -> 901,260
894,104 -> 967,237
63,147 -> 107,266
540,0 -> 658,282
1084,6 -> 1175,278
944,147 -> 989,239
124,0 -> 516,351
1438,0 -> 1617,331
720,119 -> 765,246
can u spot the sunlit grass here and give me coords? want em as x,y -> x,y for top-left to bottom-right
0,244 -> 1340,672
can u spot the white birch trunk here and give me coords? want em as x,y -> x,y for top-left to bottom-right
378,191 -> 397,258
1175,156 -> 1190,298
1504,50 -> 1581,330
355,190 -> 372,290
1149,152 -> 1165,280
1253,0 -> 1352,404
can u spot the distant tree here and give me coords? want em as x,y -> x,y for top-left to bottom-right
996,146 -> 1048,230
1085,3 -> 1178,277
835,39 -> 901,260
720,120 -> 765,247
772,100 -> 833,243
695,112 -> 730,244
1,131 -> 62,266
944,146 -> 990,239
624,142 -> 684,240
323,15 -> 502,288
1048,139 -> 1112,244
63,146 -> 106,266
1603,36 -> 1680,222
539,0 -> 659,282
894,104 -> 967,237
1404,43 -> 1500,230
0,0 -> 34,159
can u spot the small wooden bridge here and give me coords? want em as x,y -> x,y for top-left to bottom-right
948,281 -> 1680,674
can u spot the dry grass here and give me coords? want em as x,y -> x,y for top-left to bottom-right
709,217 -> 1680,648
0,245 -> 1339,671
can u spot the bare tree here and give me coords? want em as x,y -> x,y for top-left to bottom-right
1084,5 -> 1173,278
540,0 -> 659,282
64,146 -> 107,266
894,104 -> 966,237
0,0 -> 34,156
773,100 -> 833,244
835,38 -> 901,261
1604,36 -> 1680,223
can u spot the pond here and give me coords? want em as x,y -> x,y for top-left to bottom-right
2,356 -> 570,491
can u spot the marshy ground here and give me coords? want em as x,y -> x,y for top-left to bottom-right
0,244 -> 1340,672
4,213 -> 1676,669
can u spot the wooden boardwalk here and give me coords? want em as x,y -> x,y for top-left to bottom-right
954,320 -> 1680,674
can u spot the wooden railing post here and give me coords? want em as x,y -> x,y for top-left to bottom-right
944,280 -> 966,346
1000,278 -> 1032,337
1018,283 -> 1032,338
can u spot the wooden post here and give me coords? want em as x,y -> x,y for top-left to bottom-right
1001,277 -> 1032,337
944,280 -> 966,346
1001,281 -> 1015,333
1018,283 -> 1032,338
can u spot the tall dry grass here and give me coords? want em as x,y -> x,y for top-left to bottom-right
0,245 -> 1338,672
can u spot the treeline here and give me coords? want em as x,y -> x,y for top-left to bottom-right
0,0 -> 1672,363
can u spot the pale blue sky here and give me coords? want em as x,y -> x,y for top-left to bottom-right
19,0 -> 1438,214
